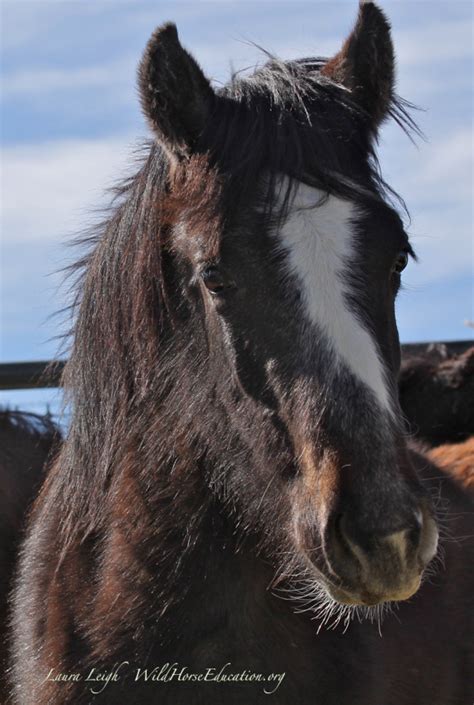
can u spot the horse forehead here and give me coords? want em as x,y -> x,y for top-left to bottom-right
272,180 -> 393,415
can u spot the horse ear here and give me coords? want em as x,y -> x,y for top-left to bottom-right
322,1 -> 395,131
138,23 -> 215,159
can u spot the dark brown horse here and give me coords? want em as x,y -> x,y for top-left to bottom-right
0,411 -> 60,702
400,345 -> 474,446
10,4 -> 473,704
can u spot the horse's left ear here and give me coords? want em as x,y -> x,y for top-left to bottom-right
322,1 -> 395,132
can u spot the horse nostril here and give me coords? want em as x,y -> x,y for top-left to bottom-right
336,509 -> 424,549
330,508 -> 434,573
405,507 -> 439,568
407,509 -> 423,548
331,514 -> 353,556
414,509 -> 423,530
418,508 -> 439,567
329,513 -> 369,580
333,513 -> 370,555
335,514 -> 355,549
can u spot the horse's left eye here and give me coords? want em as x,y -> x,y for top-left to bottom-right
393,250 -> 409,275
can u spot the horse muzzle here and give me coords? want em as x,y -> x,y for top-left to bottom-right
315,503 -> 439,606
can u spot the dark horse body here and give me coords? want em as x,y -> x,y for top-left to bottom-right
0,411 -> 59,702
400,346 -> 474,447
10,4 -> 473,704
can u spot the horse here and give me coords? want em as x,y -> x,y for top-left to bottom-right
0,410 -> 60,702
427,438 -> 474,492
9,4 -> 473,704
399,345 -> 474,446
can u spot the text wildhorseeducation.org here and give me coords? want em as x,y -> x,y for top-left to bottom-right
43,661 -> 287,695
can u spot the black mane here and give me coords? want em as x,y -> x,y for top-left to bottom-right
205,55 -> 419,220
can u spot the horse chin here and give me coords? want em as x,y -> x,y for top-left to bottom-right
325,583 -> 389,607
324,575 -> 422,608
324,584 -> 369,606
298,551 -> 423,610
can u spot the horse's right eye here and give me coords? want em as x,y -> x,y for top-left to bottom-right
393,250 -> 409,275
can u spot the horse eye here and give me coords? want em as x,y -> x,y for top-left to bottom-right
393,250 -> 409,275
201,266 -> 227,295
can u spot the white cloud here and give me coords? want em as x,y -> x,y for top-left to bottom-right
411,128 -> 472,195
1,58 -> 136,98
1,123 -> 472,284
0,1 -> 109,51
2,5 -> 471,111
394,18 -> 473,67
1,36 -> 339,102
1,2 -> 471,352
1,137 -> 140,244
379,126 -> 473,287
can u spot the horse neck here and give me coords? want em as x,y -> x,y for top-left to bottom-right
52,334 -> 277,652
71,427 -> 263,645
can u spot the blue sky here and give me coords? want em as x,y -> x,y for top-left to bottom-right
1,0 -> 473,416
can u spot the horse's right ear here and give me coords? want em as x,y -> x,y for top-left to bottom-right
138,23 -> 215,160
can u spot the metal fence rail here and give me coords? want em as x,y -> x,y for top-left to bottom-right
0,361 -> 66,391
0,340 -> 472,391
400,340 -> 473,358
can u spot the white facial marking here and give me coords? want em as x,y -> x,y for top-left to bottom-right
275,180 -> 393,414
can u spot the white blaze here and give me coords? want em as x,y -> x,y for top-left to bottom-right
274,180 -> 392,414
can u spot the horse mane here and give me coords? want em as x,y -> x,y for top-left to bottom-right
50,52 -> 419,545
217,55 -> 420,211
